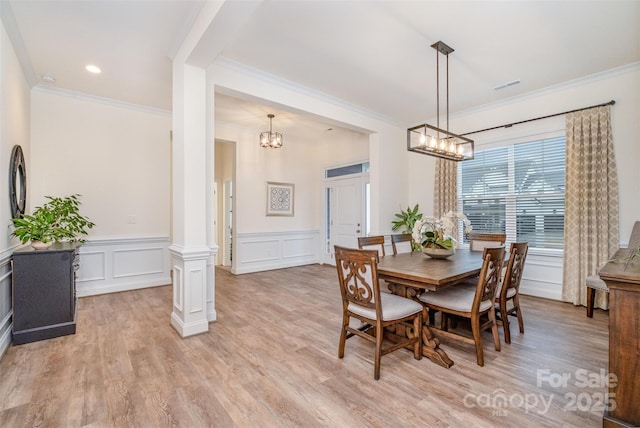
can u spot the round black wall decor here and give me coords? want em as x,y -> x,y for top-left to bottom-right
10,145 -> 26,219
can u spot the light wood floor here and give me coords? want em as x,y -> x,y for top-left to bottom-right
0,264 -> 610,427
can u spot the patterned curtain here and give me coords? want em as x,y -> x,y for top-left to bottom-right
434,158 -> 459,241
562,105 -> 619,309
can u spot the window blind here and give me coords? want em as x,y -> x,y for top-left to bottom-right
458,136 -> 565,249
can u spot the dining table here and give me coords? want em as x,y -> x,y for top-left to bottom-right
376,249 -> 486,368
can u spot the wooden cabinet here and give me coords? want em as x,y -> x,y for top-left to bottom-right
598,250 -> 640,427
11,242 -> 81,345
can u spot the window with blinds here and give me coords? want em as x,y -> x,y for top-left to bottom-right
458,136 -> 565,249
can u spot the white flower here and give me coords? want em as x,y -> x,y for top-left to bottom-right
412,211 -> 473,249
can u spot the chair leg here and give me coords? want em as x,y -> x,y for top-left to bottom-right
470,313 -> 484,367
374,322 -> 383,380
413,313 -> 423,360
513,295 -> 524,333
489,308 -> 501,353
500,300 -> 511,344
586,286 -> 595,318
338,314 -> 348,358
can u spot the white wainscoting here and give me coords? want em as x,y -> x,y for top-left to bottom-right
519,252 -> 564,300
77,236 -> 171,296
233,230 -> 320,274
0,252 -> 13,359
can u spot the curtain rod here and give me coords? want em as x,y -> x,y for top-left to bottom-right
460,99 -> 616,137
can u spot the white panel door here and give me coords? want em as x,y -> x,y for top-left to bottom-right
326,176 -> 363,264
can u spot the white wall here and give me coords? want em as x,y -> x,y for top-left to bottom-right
0,19 -> 31,356
215,122 -> 323,234
30,89 -> 172,237
316,129 -> 370,168
214,121 -> 368,235
215,122 -> 323,274
29,90 -> 173,296
209,61 -> 410,242
214,116 -> 369,273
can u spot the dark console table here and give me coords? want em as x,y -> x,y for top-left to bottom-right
12,242 -> 81,345
598,249 -> 640,427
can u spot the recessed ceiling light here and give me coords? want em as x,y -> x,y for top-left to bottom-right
41,75 -> 56,83
85,64 -> 101,74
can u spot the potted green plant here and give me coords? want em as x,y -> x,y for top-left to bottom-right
391,204 -> 423,251
11,194 -> 95,249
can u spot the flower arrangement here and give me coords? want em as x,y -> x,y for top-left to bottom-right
412,211 -> 472,250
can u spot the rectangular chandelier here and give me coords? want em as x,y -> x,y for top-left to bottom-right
408,41 -> 474,162
407,123 -> 474,161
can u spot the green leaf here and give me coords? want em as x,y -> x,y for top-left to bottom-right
10,194 -> 95,244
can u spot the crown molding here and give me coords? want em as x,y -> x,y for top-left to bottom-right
451,62 -> 640,120
0,1 -> 37,87
213,57 -> 402,127
32,85 -> 171,116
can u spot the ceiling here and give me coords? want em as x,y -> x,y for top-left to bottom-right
4,0 -> 639,137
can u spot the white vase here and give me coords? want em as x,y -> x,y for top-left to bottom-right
422,246 -> 455,259
31,240 -> 52,250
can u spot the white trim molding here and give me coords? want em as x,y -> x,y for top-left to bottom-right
76,235 -> 171,297
168,244 -> 215,337
0,253 -> 14,358
518,253 -> 564,301
233,229 -> 320,274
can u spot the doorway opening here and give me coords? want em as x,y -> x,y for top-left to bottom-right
215,140 -> 235,269
324,162 -> 370,265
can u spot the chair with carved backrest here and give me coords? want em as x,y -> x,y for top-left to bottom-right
391,233 -> 413,255
459,232 -> 507,293
495,242 -> 529,344
358,235 -> 386,257
418,246 -> 506,366
586,221 -> 640,317
469,233 -> 506,252
333,246 -> 423,380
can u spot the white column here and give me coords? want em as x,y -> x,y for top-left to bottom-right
206,73 -> 218,322
170,61 -> 212,337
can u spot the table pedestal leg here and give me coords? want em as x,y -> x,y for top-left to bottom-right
387,282 -> 454,369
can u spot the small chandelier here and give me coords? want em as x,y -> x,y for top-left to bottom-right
259,114 -> 283,149
407,41 -> 474,161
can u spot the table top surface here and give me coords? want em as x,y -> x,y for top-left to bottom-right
599,248 -> 640,285
377,249 -> 485,291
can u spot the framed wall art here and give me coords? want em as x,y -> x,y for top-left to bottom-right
266,182 -> 294,216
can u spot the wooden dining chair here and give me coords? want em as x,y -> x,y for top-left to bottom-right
334,246 -> 423,380
390,233 -> 413,255
418,246 -> 506,366
495,242 -> 528,344
358,235 -> 386,257
469,233 -> 506,251
460,232 -> 506,291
